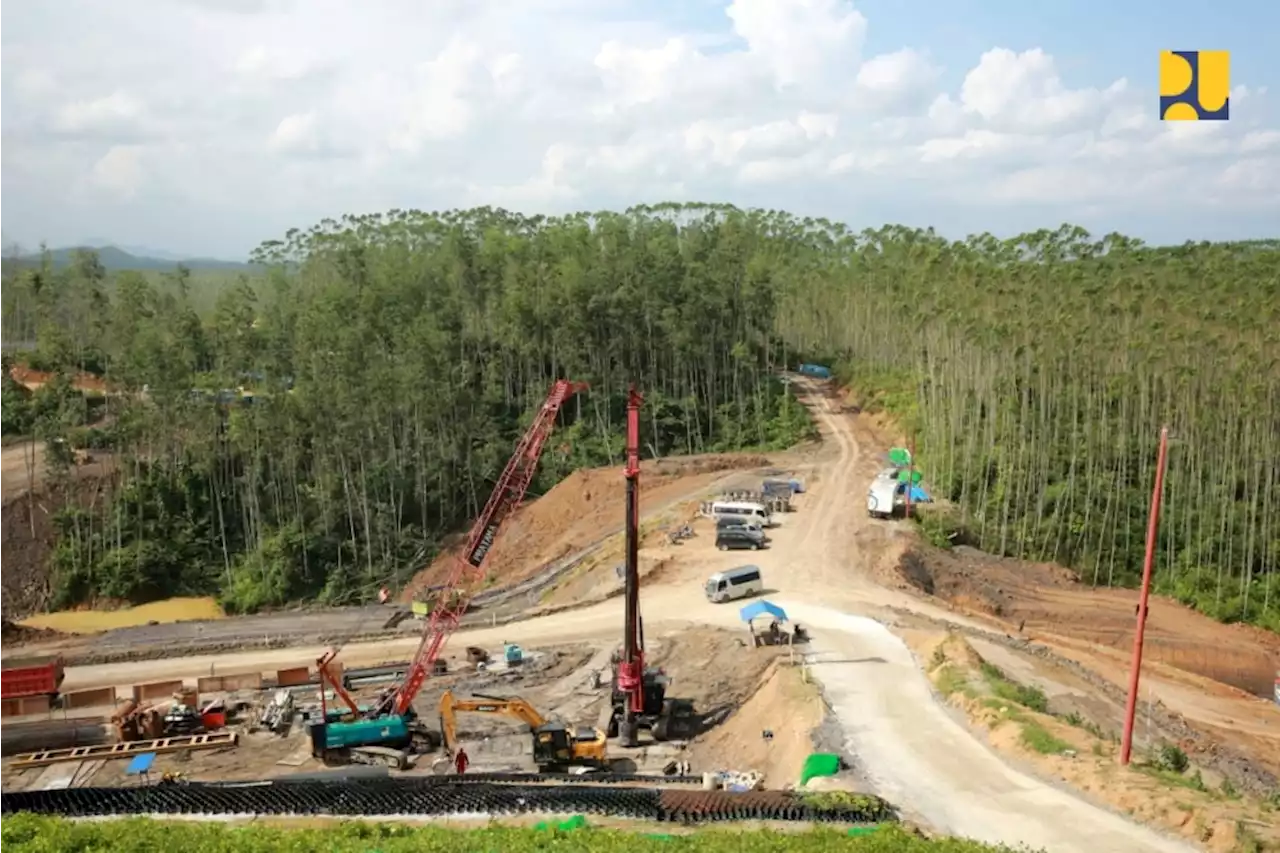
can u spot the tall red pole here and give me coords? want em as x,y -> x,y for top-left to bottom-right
1120,426 -> 1170,766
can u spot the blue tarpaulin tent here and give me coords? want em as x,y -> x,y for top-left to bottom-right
125,752 -> 156,777
739,600 -> 788,623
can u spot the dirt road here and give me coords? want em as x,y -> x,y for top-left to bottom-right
753,384 -> 1191,852
1,441 -> 44,503
52,378 -> 1193,852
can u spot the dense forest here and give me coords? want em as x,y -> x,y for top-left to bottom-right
1,204 -> 1276,631
0,208 -> 816,614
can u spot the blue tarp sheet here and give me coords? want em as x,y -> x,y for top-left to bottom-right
739,600 -> 788,623
125,752 -> 156,775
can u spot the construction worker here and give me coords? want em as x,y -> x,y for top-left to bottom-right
454,746 -> 469,775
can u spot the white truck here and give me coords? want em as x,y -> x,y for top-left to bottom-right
867,469 -> 908,520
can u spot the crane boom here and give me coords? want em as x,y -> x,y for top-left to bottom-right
376,379 -> 589,718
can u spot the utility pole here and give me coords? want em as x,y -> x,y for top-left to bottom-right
1120,426 -> 1170,766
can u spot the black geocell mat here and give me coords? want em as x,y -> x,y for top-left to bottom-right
304,772 -> 706,786
1,779 -> 885,824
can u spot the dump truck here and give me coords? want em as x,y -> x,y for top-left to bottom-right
1,656 -> 65,700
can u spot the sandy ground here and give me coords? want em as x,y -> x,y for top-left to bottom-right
19,597 -> 227,634
685,662 -> 823,789
882,542 -> 1280,698
3,628 -> 788,789
400,454 -> 771,603
6,376 -> 1277,852
909,631 -> 1279,853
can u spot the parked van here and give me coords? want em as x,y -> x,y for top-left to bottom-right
716,528 -> 767,551
710,500 -> 774,527
705,565 -> 764,603
715,516 -> 765,535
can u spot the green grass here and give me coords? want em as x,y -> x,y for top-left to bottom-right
1017,721 -> 1074,755
933,664 -> 969,697
978,662 -> 1049,713
1134,764 -> 1209,792
1,815 -> 1038,852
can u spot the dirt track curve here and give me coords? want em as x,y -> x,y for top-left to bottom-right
43,379 -> 1192,852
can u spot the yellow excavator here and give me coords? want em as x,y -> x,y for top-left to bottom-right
437,690 -> 611,773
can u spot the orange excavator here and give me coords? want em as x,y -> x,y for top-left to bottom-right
437,690 -> 611,773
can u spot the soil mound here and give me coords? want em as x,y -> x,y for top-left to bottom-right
1,619 -> 67,644
400,454 -> 769,603
7,365 -> 109,395
893,544 -> 1279,697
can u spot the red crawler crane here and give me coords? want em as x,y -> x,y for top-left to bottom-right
311,379 -> 588,763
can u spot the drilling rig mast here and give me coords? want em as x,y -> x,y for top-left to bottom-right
603,385 -> 695,747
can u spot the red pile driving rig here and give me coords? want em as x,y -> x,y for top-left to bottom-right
599,386 -> 696,747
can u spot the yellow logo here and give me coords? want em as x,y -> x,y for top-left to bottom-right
1160,51 -> 1230,120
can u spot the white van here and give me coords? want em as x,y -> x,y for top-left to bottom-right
710,500 -> 774,527
867,477 -> 906,520
704,565 -> 764,603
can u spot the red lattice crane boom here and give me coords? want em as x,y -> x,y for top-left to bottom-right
373,379 -> 588,719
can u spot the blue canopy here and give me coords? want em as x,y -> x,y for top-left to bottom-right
740,600 -> 788,623
125,752 -> 156,775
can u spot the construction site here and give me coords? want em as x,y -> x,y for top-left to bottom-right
3,375 -> 1279,852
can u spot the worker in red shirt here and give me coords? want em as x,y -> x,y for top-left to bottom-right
454,747 -> 469,775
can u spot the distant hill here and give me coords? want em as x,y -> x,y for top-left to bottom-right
7,245 -> 255,273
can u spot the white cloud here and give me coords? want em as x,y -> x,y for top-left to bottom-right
267,113 -> 319,154
726,0 -> 867,87
90,146 -> 145,198
855,48 -> 942,110
1,0 -> 1276,257
13,69 -> 59,99
54,92 -> 148,135
958,48 -> 1128,132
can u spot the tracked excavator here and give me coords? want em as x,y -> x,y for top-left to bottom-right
437,690 -> 611,773
599,387 -> 696,747
308,380 -> 589,769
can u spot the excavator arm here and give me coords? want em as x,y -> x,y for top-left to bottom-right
316,649 -> 362,721
437,690 -> 548,754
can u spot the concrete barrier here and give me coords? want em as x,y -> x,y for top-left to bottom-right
1,695 -> 52,718
198,671 -> 266,694
275,667 -> 311,687
197,675 -> 226,693
133,680 -> 185,703
223,672 -> 264,691
61,687 -> 117,711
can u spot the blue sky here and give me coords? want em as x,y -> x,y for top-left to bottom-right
1,0 -> 1277,258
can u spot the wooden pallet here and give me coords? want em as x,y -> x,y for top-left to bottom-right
10,732 -> 238,769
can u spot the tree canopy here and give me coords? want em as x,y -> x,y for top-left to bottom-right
2,204 -> 1276,630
